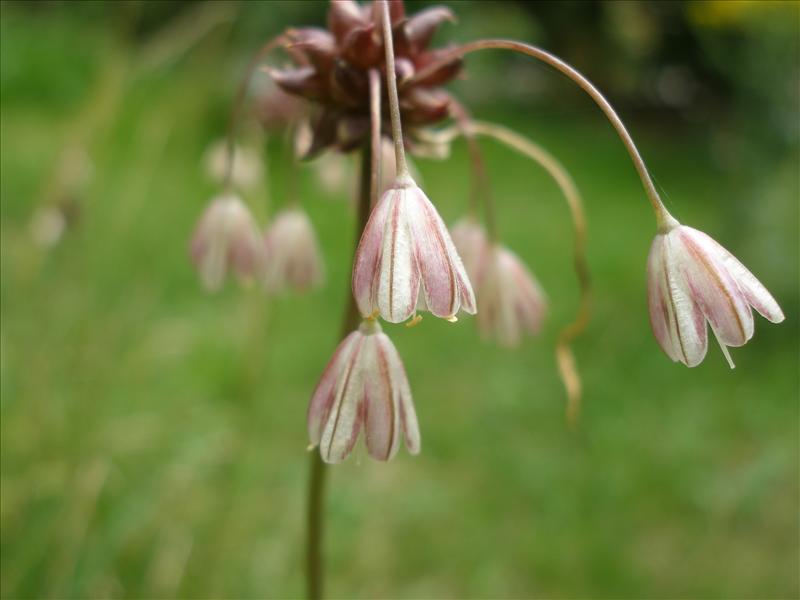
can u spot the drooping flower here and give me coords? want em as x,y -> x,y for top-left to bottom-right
308,319 -> 420,464
647,221 -> 784,368
190,194 -> 264,292
203,140 -> 264,191
450,215 -> 489,283
352,175 -> 476,323
263,207 -> 325,292
477,244 -> 547,347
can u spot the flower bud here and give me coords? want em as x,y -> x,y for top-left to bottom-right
450,216 -> 489,283
190,194 -> 264,292
263,207 -> 325,292
647,222 -> 784,368
308,319 -> 420,464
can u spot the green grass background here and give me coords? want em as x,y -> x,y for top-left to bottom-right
1,2 -> 798,598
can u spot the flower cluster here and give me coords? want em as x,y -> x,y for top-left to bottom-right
192,0 -> 786,468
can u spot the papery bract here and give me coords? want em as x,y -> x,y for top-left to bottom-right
308,319 -> 420,464
263,207 -> 325,292
352,176 -> 476,323
190,194 -> 264,292
477,244 -> 546,347
647,222 -> 784,368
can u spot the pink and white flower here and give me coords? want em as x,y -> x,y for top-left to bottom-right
352,176 -> 476,323
190,194 -> 264,292
450,215 -> 489,283
647,221 -> 784,368
477,244 -> 547,347
263,207 -> 325,292
308,319 -> 420,464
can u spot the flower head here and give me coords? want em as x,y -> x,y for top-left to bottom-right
352,176 -> 476,323
477,244 -> 547,347
190,194 -> 264,292
263,207 -> 325,292
308,319 -> 420,464
647,222 -> 784,368
450,215 -> 489,283
270,0 -> 461,157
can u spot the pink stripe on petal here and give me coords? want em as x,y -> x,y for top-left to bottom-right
380,334 -> 419,454
647,236 -> 681,362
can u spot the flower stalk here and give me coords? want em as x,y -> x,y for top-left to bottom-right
380,0 -> 409,178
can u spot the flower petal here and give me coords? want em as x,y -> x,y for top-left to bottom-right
352,190 -> 392,317
319,334 -> 366,464
406,185 -> 475,318
377,188 -> 420,323
308,331 -> 359,445
674,228 -> 753,347
378,333 -> 419,454
692,229 -> 785,324
362,334 -> 401,461
663,235 -> 708,366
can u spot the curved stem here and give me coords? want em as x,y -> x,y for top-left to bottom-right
447,97 -> 498,241
224,35 -> 285,188
406,39 -> 676,230
464,120 -> 590,428
305,142 -> 373,600
379,0 -> 409,178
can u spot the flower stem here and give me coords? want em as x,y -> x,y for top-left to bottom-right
405,39 -> 674,225
368,69 -> 382,206
379,0 -> 409,178
305,140 -> 373,600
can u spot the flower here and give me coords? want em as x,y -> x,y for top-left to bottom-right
450,215 -> 489,283
308,319 -> 420,464
647,222 -> 784,368
263,207 -> 325,292
352,176 -> 476,323
477,244 -> 547,347
203,140 -> 263,191
190,194 -> 264,292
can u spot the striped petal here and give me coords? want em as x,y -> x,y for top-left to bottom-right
377,333 -> 420,455
661,235 -> 709,367
377,187 -> 420,323
319,334 -> 367,464
362,333 -> 402,461
352,190 -> 393,317
308,331 -> 360,445
406,184 -> 476,319
689,228 -> 785,324
673,228 -> 753,348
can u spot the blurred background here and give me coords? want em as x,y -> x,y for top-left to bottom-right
1,1 -> 798,598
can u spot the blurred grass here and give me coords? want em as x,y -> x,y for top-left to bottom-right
1,2 -> 798,599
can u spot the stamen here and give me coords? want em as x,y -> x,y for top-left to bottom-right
713,330 -> 736,369
405,314 -> 423,328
